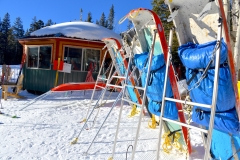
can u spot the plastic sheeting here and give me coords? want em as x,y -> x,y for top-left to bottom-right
134,52 -> 178,119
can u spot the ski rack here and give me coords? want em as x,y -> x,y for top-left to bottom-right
81,37 -> 143,155
109,29 -> 158,160
156,19 -> 223,160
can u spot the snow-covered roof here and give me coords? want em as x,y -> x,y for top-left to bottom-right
30,21 -> 121,42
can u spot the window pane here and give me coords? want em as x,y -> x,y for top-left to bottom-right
83,49 -> 100,72
27,47 -> 38,68
64,47 -> 82,71
39,46 -> 51,69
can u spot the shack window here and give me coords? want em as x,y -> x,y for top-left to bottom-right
64,47 -> 82,71
27,46 -> 52,69
83,49 -> 100,72
63,46 -> 100,72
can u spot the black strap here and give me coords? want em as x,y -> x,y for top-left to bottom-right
186,62 -> 228,85
195,107 -> 236,121
168,129 -> 182,143
227,148 -> 240,160
148,64 -> 165,86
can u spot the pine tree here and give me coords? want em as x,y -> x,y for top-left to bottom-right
80,8 -> 83,21
99,12 -> 106,27
1,13 -> 11,63
6,28 -> 15,64
45,19 -> 54,26
96,20 -> 99,25
25,29 -> 30,36
37,20 -> 44,28
29,17 -> 45,33
151,0 -> 180,65
105,20 -> 108,28
127,20 -> 133,30
0,17 -> 3,63
12,17 -> 24,64
86,12 -> 93,23
13,17 -> 24,38
107,4 -> 114,30
29,16 -> 38,33
0,17 -> 2,31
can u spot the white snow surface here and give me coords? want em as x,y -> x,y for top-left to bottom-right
0,66 -> 205,160
30,21 -> 122,42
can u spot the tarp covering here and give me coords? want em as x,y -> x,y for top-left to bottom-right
134,52 -> 178,119
179,39 -> 239,135
185,67 -> 235,112
192,107 -> 240,135
178,38 -> 227,69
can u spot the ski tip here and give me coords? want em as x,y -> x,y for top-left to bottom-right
167,7 -> 179,22
197,1 -> 213,21
118,15 -> 128,24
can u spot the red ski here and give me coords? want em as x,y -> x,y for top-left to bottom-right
218,0 -> 240,120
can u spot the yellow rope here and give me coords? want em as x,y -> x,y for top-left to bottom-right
162,131 -> 187,154
128,105 -> 139,117
148,115 -> 157,129
79,118 -> 86,123
129,8 -> 140,19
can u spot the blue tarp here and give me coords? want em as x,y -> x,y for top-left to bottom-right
179,39 -> 239,135
185,67 -> 235,112
192,107 -> 240,135
178,38 -> 227,69
134,52 -> 178,119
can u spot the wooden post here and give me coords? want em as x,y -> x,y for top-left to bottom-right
54,58 -> 60,87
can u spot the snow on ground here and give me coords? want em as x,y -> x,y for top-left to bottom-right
0,65 -> 205,160
0,87 -> 205,160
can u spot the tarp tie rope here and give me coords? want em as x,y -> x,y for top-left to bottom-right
162,129 -> 186,154
128,105 -> 139,118
148,114 -> 157,129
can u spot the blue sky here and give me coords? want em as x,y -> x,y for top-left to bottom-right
0,0 -> 153,33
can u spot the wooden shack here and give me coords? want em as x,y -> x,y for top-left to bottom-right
19,21 -> 121,93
